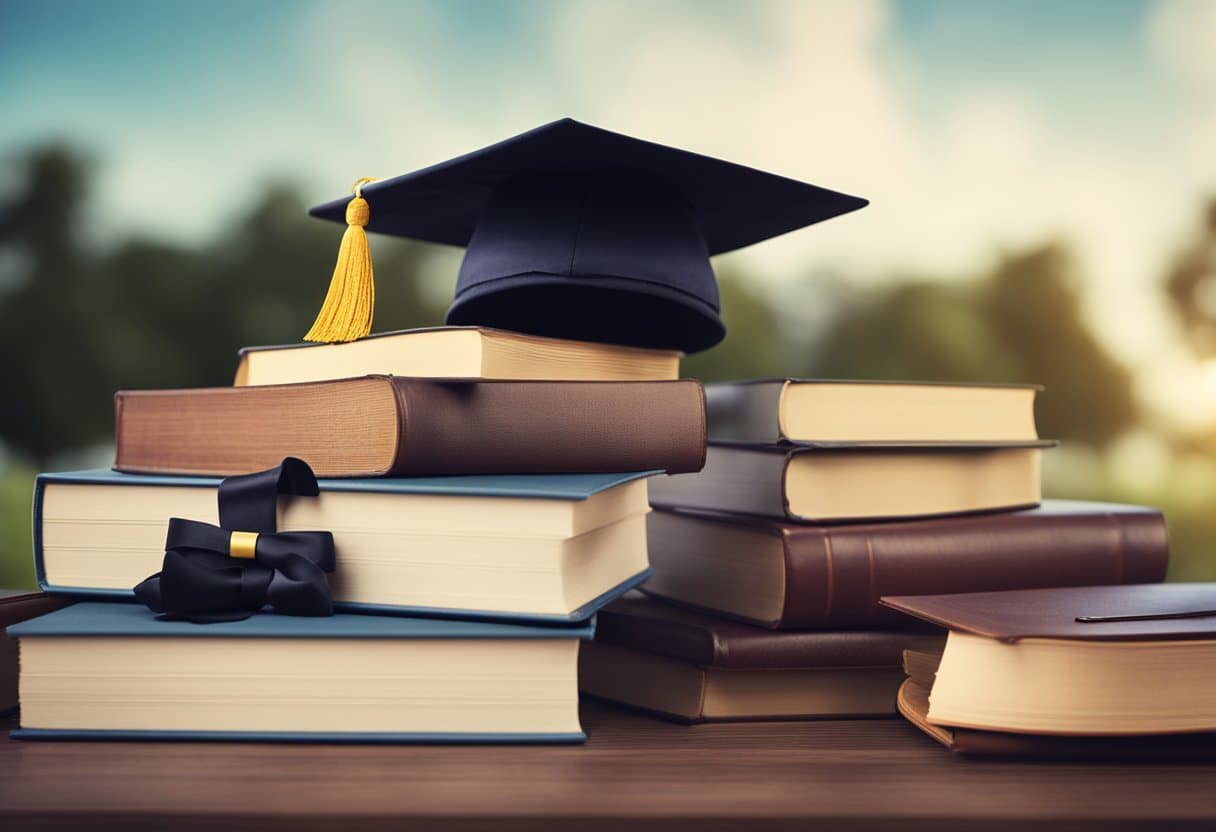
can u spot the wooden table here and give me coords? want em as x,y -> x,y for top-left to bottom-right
1,702 -> 1214,831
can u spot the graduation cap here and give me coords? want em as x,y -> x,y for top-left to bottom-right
306,118 -> 867,353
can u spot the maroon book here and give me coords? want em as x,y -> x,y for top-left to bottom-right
644,501 -> 1168,629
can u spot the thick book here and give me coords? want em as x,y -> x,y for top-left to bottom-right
896,679 -> 1216,759
0,591 -> 70,714
648,441 -> 1049,523
882,584 -> 1216,742
114,376 -> 706,478
706,379 -> 1039,443
642,502 -> 1169,628
233,326 -> 681,386
579,592 -> 945,723
10,603 -> 590,743
35,469 -> 654,623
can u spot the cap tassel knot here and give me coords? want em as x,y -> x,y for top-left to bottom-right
304,177 -> 378,343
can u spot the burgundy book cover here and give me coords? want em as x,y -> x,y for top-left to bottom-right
594,591 -> 945,668
114,376 -> 706,478
646,501 -> 1169,629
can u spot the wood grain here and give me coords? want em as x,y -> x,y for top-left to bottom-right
1,702 -> 1214,831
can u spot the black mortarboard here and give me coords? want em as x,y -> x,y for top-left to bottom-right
309,118 -> 867,353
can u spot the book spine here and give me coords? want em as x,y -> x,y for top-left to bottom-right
389,379 -> 707,476
778,511 -> 1170,628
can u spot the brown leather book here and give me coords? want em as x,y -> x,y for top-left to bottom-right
883,583 -> 1216,743
114,376 -> 706,477
644,501 -> 1169,629
579,591 -> 945,723
0,591 -> 70,713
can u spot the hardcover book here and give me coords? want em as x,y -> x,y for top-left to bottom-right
10,603 -> 591,743
114,376 -> 706,478
233,326 -> 681,386
643,501 -> 1169,628
0,591 -> 70,714
579,592 -> 945,723
648,441 -> 1049,523
882,584 -> 1216,752
35,469 -> 654,623
706,379 -> 1039,443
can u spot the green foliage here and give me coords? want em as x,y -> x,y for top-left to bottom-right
681,271 -> 783,381
806,243 -> 1137,449
0,150 -> 446,465
1165,198 -> 1216,357
0,467 -> 36,589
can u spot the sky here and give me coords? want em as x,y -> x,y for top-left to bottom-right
3,0 -> 1216,425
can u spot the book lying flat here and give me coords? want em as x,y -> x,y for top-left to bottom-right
896,679 -> 1216,759
233,326 -> 681,386
706,379 -> 1039,443
10,603 -> 590,743
36,469 -> 653,623
648,441 -> 1049,522
579,592 -> 945,723
114,376 -> 706,478
0,591 -> 70,714
882,584 -> 1216,743
643,502 -> 1168,628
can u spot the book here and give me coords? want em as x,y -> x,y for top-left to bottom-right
35,469 -> 654,623
114,376 -> 706,478
233,326 -> 681,386
642,501 -> 1168,628
882,584 -> 1216,741
579,592 -> 945,722
0,591 -> 70,714
706,379 -> 1039,443
648,441 -> 1048,522
9,602 -> 590,743
896,678 -> 1216,759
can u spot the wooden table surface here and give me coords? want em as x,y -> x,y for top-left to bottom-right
1,701 -> 1214,831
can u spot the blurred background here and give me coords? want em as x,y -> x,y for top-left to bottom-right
2,0 -> 1216,585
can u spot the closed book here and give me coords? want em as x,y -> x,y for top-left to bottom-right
882,584 -> 1216,745
114,376 -> 706,478
648,441 -> 1048,523
579,592 -> 945,723
897,679 -> 1216,759
233,326 -> 681,386
0,591 -> 71,714
35,469 -> 653,623
706,379 -> 1039,443
10,603 -> 590,743
643,502 -> 1169,628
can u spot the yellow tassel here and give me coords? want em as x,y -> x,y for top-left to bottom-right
304,178 -> 378,343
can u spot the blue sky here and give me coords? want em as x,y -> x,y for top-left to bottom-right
3,0 -> 1216,424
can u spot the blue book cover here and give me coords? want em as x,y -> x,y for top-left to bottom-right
11,603 -> 591,744
34,469 -> 654,626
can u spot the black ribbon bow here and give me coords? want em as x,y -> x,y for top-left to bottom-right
134,457 -> 336,623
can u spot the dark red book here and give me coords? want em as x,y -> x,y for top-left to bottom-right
644,501 -> 1168,629
580,592 -> 944,723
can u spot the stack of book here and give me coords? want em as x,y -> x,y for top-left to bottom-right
580,379 -> 1171,723
14,327 -> 708,743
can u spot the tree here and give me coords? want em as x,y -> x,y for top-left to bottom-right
0,148 -> 446,465
0,146 -> 112,463
807,243 -> 1137,449
1165,198 -> 1216,357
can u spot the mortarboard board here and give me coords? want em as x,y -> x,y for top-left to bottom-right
307,118 -> 867,353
